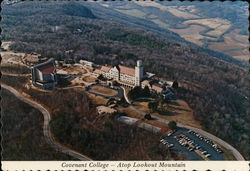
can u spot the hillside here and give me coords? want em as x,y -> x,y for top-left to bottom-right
1,1 -> 249,160
91,1 -> 249,62
1,89 -> 74,160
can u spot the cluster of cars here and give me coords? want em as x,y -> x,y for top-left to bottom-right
174,134 -> 195,152
160,139 -> 174,148
212,144 -> 223,153
175,133 -> 213,158
167,130 -> 176,137
188,130 -> 223,154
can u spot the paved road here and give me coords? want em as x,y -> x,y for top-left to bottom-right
122,87 -> 245,161
2,84 -> 92,161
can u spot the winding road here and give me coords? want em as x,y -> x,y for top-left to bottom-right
2,84 -> 92,161
122,87 -> 245,161
1,50 -> 245,161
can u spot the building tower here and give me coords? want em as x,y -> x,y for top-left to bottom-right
135,60 -> 143,86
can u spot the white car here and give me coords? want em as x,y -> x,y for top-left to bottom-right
160,139 -> 164,142
205,154 -> 211,158
167,132 -> 173,136
201,151 -> 207,154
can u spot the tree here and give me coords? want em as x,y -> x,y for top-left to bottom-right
148,101 -> 158,112
172,80 -> 179,89
97,74 -> 105,81
144,113 -> 153,120
156,94 -> 165,111
128,86 -> 142,100
168,121 -> 177,130
142,85 -> 151,97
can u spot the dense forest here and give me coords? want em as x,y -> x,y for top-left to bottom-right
1,89 -> 74,160
1,1 -> 249,159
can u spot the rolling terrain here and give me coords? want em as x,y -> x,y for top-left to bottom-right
1,1 -> 249,160
94,1 -> 249,61
1,89 -> 74,160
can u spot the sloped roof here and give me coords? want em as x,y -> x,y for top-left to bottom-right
118,65 -> 135,76
38,64 -> 55,74
100,65 -> 112,72
152,85 -> 163,93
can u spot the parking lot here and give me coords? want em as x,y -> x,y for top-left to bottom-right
161,128 -> 224,160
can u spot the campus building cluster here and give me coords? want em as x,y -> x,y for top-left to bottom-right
31,58 -> 174,99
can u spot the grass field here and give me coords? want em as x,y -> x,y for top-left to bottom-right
169,25 -> 209,46
90,86 -> 118,96
134,1 -> 200,19
131,98 -> 202,129
153,100 -> 202,129
82,76 -> 96,83
209,29 -> 249,61
87,93 -> 108,105
164,6 -> 200,19
152,19 -> 171,29
116,9 -> 146,18
133,99 -> 202,129
183,18 -> 231,38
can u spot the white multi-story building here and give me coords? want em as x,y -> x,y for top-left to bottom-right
98,60 -> 144,87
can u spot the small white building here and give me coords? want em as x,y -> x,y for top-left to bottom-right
79,60 -> 94,67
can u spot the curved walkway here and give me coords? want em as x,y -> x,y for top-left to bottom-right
122,87 -> 245,161
2,84 -> 92,161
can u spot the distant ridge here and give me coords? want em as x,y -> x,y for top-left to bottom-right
61,2 -> 96,19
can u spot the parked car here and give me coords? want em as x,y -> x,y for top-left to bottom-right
205,154 -> 211,158
202,151 -> 207,154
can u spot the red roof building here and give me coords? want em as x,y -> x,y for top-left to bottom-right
118,65 -> 135,76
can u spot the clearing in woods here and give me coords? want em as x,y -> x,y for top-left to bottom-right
132,99 -> 202,129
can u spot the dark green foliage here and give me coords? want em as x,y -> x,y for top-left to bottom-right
142,85 -> 151,97
57,75 -> 72,87
172,80 -> 179,89
148,101 -> 159,112
61,3 -> 96,18
168,121 -> 177,130
128,86 -> 152,100
93,45 -> 111,55
117,53 -> 138,61
97,74 -> 105,81
128,86 -> 142,100
144,113 -> 153,120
